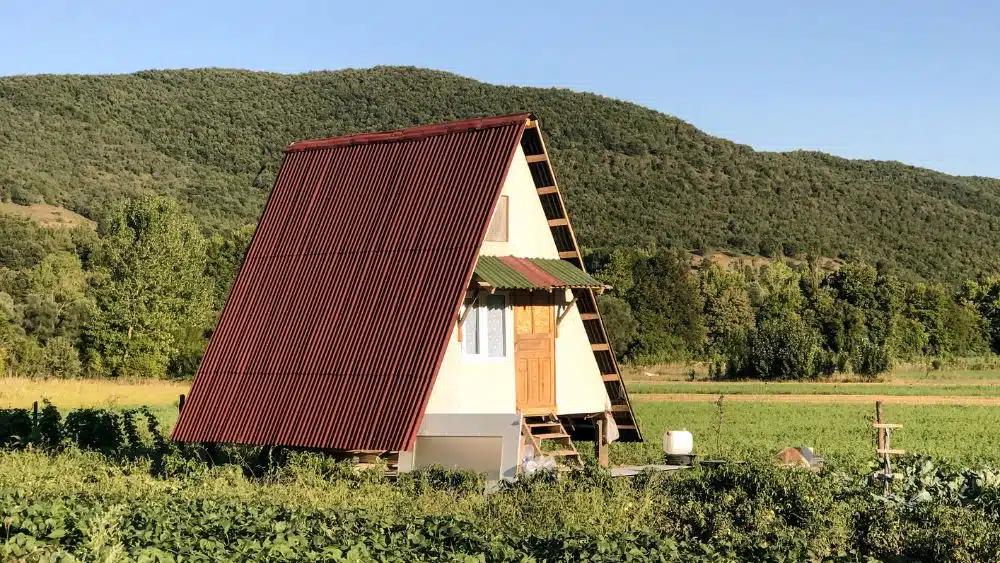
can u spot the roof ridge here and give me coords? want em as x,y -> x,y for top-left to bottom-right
286,113 -> 533,153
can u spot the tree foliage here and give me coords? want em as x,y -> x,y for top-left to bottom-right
1,67 -> 999,281
3,67 -> 1000,379
597,253 -> 1000,379
627,250 -> 705,362
85,197 -> 213,377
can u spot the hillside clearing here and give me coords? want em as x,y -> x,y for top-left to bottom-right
0,202 -> 95,229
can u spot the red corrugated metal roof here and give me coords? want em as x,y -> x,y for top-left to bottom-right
172,114 -> 530,451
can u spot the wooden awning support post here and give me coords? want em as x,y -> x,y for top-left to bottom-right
557,294 -> 578,325
457,291 -> 481,342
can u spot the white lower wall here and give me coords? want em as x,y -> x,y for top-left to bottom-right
399,413 -> 523,481
423,301 -> 517,414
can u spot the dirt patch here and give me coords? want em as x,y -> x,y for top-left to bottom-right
633,393 -> 1000,406
0,202 -> 95,229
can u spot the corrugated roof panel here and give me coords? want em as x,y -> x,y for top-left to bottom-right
172,114 -> 529,451
474,256 -> 606,290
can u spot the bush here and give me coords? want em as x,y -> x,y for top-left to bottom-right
744,313 -> 820,380
62,409 -> 124,454
397,466 -> 486,496
0,409 -> 32,448
40,336 -> 82,378
853,339 -> 892,378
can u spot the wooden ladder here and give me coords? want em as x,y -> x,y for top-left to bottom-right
519,118 -> 641,442
522,413 -> 583,468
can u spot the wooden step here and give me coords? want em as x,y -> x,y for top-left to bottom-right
547,449 -> 580,457
536,185 -> 558,195
534,432 -> 570,440
526,421 -> 561,428
526,154 -> 548,163
591,343 -> 610,352
579,312 -> 600,321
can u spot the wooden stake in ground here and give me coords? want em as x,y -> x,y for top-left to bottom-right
873,400 -> 904,494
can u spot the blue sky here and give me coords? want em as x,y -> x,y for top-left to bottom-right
2,1 -> 997,177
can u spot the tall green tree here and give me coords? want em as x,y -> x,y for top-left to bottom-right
85,197 -> 213,378
594,248 -> 638,296
627,250 -> 706,362
17,251 -> 94,344
205,224 -> 255,308
698,263 -> 754,360
961,277 -> 1000,353
596,295 -> 639,358
826,262 -> 898,375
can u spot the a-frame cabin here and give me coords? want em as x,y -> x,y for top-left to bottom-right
172,114 -> 640,479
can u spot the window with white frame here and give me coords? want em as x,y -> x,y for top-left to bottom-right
463,293 -> 507,358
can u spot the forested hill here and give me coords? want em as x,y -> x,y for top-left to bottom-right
2,66 -> 999,282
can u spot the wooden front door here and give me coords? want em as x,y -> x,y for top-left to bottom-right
513,292 -> 556,412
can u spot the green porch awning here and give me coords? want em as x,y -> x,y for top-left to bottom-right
473,256 -> 608,291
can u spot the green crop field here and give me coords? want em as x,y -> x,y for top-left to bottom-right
6,376 -> 1000,559
628,380 -> 1000,397
613,400 -> 1000,468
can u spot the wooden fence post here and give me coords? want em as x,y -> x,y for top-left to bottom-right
875,401 -> 885,452
178,394 -> 186,412
595,417 -> 609,467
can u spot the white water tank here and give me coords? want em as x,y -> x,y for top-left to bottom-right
662,430 -> 694,455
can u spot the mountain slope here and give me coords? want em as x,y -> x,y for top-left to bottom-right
1,66 -> 998,282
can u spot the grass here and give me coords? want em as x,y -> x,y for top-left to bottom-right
0,376 -> 187,426
624,360 -> 1000,400
613,400 -> 1000,468
624,360 -> 1000,383
628,381 -> 1000,397
8,368 -> 1000,469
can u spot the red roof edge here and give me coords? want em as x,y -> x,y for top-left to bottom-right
286,113 -> 534,153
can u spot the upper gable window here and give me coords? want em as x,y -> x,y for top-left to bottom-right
484,196 -> 509,242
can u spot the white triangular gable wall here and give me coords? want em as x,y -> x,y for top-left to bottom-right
423,144 -> 612,416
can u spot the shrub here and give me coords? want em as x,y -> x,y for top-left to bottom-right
40,336 -> 82,378
745,313 -> 820,380
0,409 -> 32,448
853,339 -> 892,378
62,409 -> 124,454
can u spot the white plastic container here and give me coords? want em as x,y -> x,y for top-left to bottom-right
662,429 -> 694,455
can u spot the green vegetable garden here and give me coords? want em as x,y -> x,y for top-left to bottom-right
1,404 -> 1000,561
